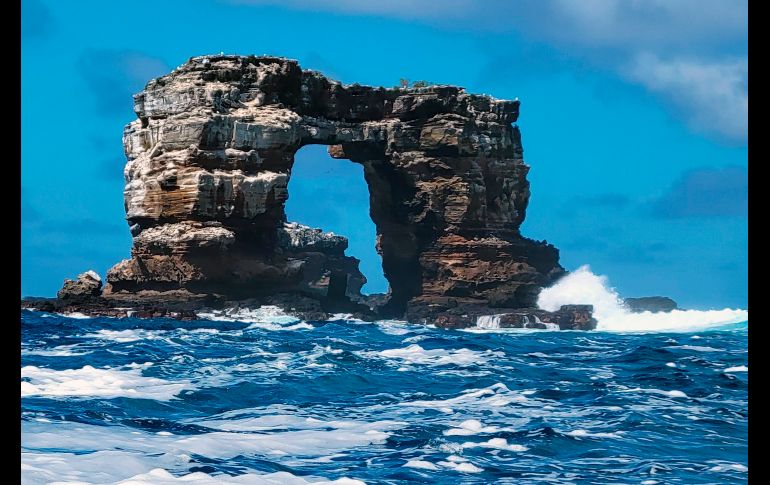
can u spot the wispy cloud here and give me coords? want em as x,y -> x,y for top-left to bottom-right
76,49 -> 169,118
515,0 -> 747,53
651,166 -> 748,218
233,0 -> 747,144
623,54 -> 747,142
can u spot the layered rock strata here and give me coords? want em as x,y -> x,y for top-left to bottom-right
25,54 -> 594,329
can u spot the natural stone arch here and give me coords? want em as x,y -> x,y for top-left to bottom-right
105,55 -> 565,320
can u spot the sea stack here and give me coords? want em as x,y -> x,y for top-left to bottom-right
27,55 -> 595,329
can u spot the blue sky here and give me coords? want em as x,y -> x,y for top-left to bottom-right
21,0 -> 748,309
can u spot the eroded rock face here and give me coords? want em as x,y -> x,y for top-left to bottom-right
58,270 -> 103,300
105,54 -> 565,319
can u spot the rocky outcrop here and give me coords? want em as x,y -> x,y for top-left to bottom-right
97,54 -> 566,325
57,270 -> 102,300
21,54 -> 596,328
624,296 -> 678,313
277,222 -> 366,300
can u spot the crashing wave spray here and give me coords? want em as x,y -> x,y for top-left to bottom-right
537,265 -> 748,332
476,315 -> 502,329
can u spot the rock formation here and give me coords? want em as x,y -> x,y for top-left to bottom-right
57,270 -> 103,300
24,54 -> 594,329
624,296 -> 678,313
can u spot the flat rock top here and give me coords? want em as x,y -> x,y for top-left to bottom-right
136,54 -> 519,123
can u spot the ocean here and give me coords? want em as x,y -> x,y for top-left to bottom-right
21,269 -> 748,484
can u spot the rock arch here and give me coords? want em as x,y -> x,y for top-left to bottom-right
105,55 -> 565,321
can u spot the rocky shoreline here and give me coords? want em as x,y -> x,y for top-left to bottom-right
21,278 -> 597,330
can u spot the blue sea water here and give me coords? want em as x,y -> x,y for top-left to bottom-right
21,308 -> 748,484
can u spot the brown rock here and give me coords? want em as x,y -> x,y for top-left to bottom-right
102,55 -> 568,321
57,270 -> 103,300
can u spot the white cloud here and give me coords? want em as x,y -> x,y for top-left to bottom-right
540,0 -> 747,51
233,0 -> 748,143
624,54 -> 747,142
234,0 -> 747,48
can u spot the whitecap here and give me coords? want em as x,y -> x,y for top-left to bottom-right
436,460 -> 484,473
21,363 -> 192,400
724,365 -> 748,373
25,461 -> 365,484
537,265 -> 747,333
400,383 -> 531,410
617,387 -> 688,399
460,437 -> 528,452
56,312 -> 92,319
564,429 -> 624,439
358,344 -> 503,367
23,417 -> 398,461
22,344 -> 92,357
197,306 -> 308,329
708,463 -> 748,473
668,345 -> 724,352
83,329 -> 165,343
443,419 -> 504,436
403,460 -> 438,470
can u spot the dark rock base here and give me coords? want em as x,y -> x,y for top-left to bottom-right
22,294 -> 595,330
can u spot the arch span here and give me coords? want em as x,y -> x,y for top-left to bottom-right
105,55 -> 565,319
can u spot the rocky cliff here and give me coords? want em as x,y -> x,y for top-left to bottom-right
27,54 -> 592,329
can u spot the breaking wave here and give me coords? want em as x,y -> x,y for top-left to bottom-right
537,265 -> 748,332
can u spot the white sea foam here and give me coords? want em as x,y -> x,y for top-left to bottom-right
84,329 -> 164,342
667,345 -> 724,352
194,411 -> 404,436
101,469 -> 366,484
21,363 -> 192,400
359,344 -> 503,367
724,365 -> 748,373
22,416 -> 397,462
375,319 -> 414,336
22,344 -> 92,357
461,437 -> 528,452
537,265 -> 748,332
403,460 -> 439,470
617,387 -> 688,399
564,429 -> 625,439
435,460 -> 484,473
399,383 -> 530,410
56,312 -> 92,319
709,463 -> 749,472
327,313 -> 368,323
708,463 -> 748,473
22,455 -> 364,485
197,306 -> 312,330
443,419 -> 504,436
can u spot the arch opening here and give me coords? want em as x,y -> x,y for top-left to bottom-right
285,144 -> 388,295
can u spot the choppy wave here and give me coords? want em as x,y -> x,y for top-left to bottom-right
21,307 -> 747,483
537,265 -> 748,332
21,363 -> 193,400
